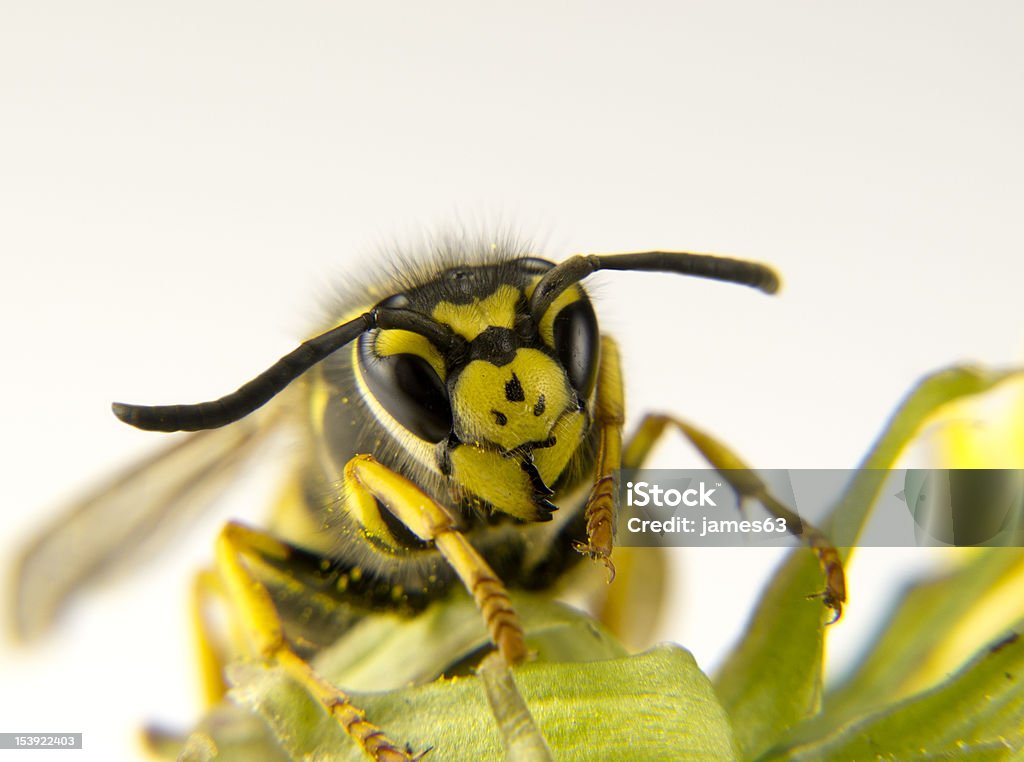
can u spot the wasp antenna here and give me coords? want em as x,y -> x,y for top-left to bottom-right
375,307 -> 463,354
111,313 -> 376,432
112,308 -> 461,432
530,251 -> 780,321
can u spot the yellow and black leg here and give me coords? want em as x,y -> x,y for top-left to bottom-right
215,521 -> 416,761
203,454 -> 529,759
621,414 -> 846,621
574,338 -> 844,624
344,454 -> 527,665
575,336 -> 625,581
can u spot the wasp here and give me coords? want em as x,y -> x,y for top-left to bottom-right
12,238 -> 845,760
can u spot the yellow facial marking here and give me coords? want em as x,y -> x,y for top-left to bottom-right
432,285 -> 519,341
532,408 -> 586,485
452,349 -> 574,452
525,278 -> 583,347
538,285 -> 582,347
447,444 -> 541,521
374,329 -> 446,380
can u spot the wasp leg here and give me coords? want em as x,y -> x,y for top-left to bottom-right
191,569 -> 234,706
216,522 -> 416,761
344,455 -> 528,665
575,336 -> 625,581
622,414 -> 846,622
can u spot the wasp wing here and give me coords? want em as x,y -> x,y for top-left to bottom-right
11,410 -> 283,640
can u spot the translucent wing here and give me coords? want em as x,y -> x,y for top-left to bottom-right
11,409 -> 283,640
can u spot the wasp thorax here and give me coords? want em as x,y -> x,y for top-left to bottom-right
451,350 -> 575,452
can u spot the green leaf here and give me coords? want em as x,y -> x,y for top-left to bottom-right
183,594 -> 738,761
823,548 -> 1024,730
384,645 -> 737,761
714,365 -> 1024,759
829,365 -> 1024,560
311,591 -> 629,692
765,628 -> 1024,760
228,644 -> 738,761
713,550 -> 828,759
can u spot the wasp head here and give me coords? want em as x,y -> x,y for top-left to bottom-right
357,259 -> 599,522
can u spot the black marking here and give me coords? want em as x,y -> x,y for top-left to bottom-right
502,437 -> 557,459
468,327 -> 517,367
533,394 -> 546,416
519,457 -> 555,497
492,410 -> 508,426
247,526 -> 443,616
505,372 -> 525,402
534,498 -> 557,521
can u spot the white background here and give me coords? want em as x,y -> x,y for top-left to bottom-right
2,3 -> 1023,760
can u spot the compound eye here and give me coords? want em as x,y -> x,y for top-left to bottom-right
553,298 -> 599,397
358,335 -> 453,442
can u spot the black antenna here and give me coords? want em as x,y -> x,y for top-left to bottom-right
112,308 -> 460,432
529,251 -> 780,322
